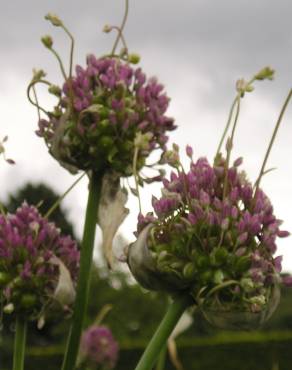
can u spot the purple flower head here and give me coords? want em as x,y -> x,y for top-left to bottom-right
130,149 -> 289,319
36,56 -> 175,176
0,202 -> 79,319
80,325 -> 119,369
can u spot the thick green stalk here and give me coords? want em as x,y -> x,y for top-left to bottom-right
134,295 -> 193,370
156,345 -> 167,370
13,317 -> 27,370
61,172 -> 103,370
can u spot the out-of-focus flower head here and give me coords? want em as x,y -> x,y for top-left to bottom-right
0,202 -> 79,322
80,325 -> 119,369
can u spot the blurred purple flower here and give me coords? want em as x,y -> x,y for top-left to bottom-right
80,325 -> 119,369
0,202 -> 79,318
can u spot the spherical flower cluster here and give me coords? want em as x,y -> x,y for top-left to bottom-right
80,325 -> 119,370
0,203 -> 79,319
128,149 -> 290,327
37,55 -> 175,175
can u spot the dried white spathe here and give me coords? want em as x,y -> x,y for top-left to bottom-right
98,172 -> 129,268
51,255 -> 76,306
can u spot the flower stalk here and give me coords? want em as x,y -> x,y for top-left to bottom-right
13,316 -> 27,370
134,295 -> 193,370
61,171 -> 104,370
111,0 -> 129,55
156,345 -> 167,370
254,88 -> 292,194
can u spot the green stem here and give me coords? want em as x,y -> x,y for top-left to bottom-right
13,317 -> 27,370
111,0 -> 129,55
27,80 -> 51,116
61,171 -> 104,370
254,88 -> 292,194
45,172 -> 86,219
0,201 -> 6,216
133,147 -> 142,213
134,295 -> 193,370
156,345 -> 167,370
223,95 -> 241,198
62,25 -> 74,81
50,47 -> 68,81
215,96 -> 237,158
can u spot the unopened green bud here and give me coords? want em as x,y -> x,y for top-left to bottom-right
124,165 -> 133,176
103,24 -> 112,33
134,132 -> 154,150
0,272 -> 10,286
98,120 -> 109,130
236,78 -> 254,97
45,13 -> 63,27
21,294 -> 37,309
128,53 -> 141,64
99,108 -> 109,119
48,84 -> 61,97
157,250 -> 170,263
32,68 -> 46,82
201,270 -> 213,284
172,143 -> 179,152
119,47 -> 128,58
183,262 -> 196,279
234,255 -> 251,273
41,35 -> 53,49
255,66 -> 275,81
196,255 -> 209,269
240,277 -> 254,292
213,269 -> 224,284
168,261 -> 183,270
250,295 -> 266,306
99,136 -> 114,149
89,146 -> 98,155
13,276 -> 23,287
214,247 -> 228,264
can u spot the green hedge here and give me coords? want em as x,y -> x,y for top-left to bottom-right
1,332 -> 292,370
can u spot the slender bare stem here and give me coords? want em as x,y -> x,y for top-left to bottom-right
215,96 -> 237,158
27,80 -> 51,116
254,88 -> 292,194
223,95 -> 241,198
50,48 -> 68,81
133,147 -> 142,213
111,0 -> 129,55
45,172 -> 86,219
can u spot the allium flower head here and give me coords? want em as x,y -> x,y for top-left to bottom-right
128,149 -> 290,327
36,55 -> 175,175
80,325 -> 119,369
0,202 -> 79,320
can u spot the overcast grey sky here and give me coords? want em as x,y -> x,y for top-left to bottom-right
1,1 -> 292,270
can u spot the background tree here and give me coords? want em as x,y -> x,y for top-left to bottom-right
3,182 -> 76,239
